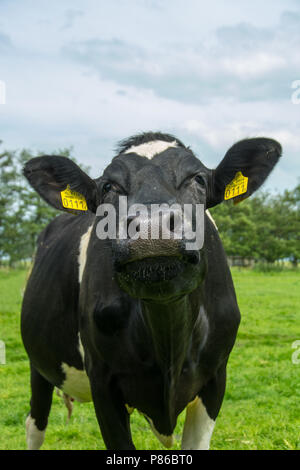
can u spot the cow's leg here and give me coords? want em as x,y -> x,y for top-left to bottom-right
143,415 -> 174,448
89,372 -> 135,450
181,365 -> 226,450
26,365 -> 54,450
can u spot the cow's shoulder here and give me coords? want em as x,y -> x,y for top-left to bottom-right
29,212 -> 95,292
35,213 -> 94,259
201,215 -> 240,359
38,213 -> 93,245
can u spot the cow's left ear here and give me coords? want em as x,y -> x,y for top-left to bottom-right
207,138 -> 282,208
23,155 -> 100,213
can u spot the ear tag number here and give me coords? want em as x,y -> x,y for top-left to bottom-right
61,185 -> 88,211
224,171 -> 248,201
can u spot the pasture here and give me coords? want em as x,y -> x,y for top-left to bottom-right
0,267 -> 299,450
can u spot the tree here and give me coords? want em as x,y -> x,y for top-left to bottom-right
0,147 -> 19,263
210,198 -> 258,259
210,185 -> 300,265
277,185 -> 300,266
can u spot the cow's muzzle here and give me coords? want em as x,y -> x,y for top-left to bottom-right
113,238 -> 200,284
112,207 -> 203,298
113,207 -> 200,266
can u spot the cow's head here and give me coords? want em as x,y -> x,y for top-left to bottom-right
24,132 -> 281,302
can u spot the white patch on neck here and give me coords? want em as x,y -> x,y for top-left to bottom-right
78,332 -> 85,363
61,363 -> 92,403
78,224 -> 93,283
181,396 -> 215,450
205,209 -> 218,231
124,140 -> 178,159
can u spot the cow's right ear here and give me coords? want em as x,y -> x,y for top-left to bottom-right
23,156 -> 100,214
206,138 -> 282,208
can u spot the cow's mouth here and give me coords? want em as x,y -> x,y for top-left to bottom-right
115,252 -> 203,300
116,256 -> 185,282
115,251 -> 200,283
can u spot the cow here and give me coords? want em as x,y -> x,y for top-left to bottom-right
21,132 -> 281,450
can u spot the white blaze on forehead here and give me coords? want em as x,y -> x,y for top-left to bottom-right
78,224 -> 93,283
124,140 -> 178,159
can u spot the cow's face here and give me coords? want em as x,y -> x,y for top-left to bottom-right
97,145 -> 209,301
24,133 -> 281,302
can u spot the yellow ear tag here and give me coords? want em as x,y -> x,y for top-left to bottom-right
60,185 -> 88,211
224,171 -> 248,201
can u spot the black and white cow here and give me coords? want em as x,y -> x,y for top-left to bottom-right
21,132 -> 281,450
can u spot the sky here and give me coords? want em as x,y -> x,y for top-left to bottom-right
0,0 -> 299,190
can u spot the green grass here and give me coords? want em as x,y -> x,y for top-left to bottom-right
0,267 -> 299,450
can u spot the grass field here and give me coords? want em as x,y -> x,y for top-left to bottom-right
0,267 -> 299,450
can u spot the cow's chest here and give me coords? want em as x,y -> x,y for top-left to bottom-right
119,362 -> 202,422
59,360 -> 201,421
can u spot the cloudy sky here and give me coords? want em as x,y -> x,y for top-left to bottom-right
0,0 -> 299,190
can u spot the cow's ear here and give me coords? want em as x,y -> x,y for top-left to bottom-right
207,138 -> 282,208
23,156 -> 100,213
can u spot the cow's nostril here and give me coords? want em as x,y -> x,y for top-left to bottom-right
185,251 -> 200,265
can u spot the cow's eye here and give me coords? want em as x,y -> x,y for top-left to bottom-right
103,182 -> 112,194
102,181 -> 125,196
195,174 -> 206,186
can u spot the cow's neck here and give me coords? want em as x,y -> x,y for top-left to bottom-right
141,293 -> 203,382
